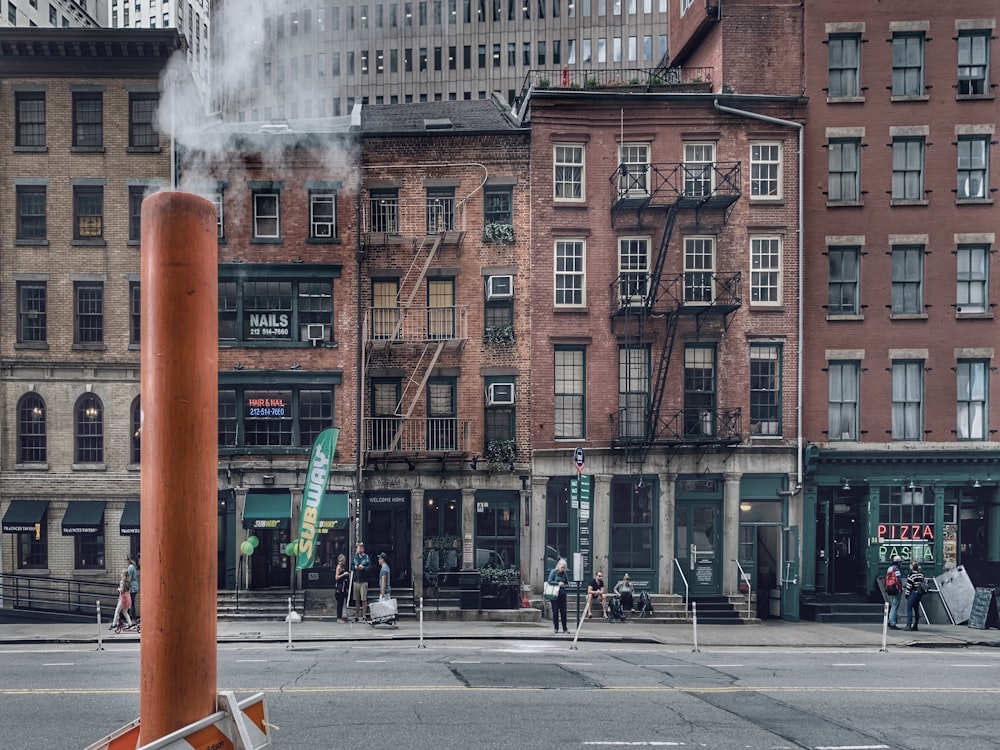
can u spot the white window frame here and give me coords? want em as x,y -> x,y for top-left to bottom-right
211,193 -> 224,238
956,244 -> 988,315
553,143 -> 585,202
750,235 -> 782,306
619,142 -> 650,197
957,135 -> 989,200
956,359 -> 988,440
618,236 -> 650,307
310,191 -> 336,238
683,142 -> 715,197
750,142 -> 782,200
683,235 -> 715,304
891,360 -> 924,441
554,238 -> 586,307
253,192 -> 280,239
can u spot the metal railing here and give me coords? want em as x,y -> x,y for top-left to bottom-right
0,573 -> 119,619
361,197 -> 467,238
363,417 -> 471,455
365,305 -> 469,344
733,560 -> 752,620
672,558 -> 689,612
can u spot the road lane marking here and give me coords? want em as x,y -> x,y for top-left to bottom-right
831,663 -> 866,667
450,660 -> 481,663
951,664 -> 990,668
705,664 -> 743,668
236,659 -> 269,663
42,662 -> 75,667
813,746 -> 888,750
356,659 -> 386,663
582,743 -> 683,746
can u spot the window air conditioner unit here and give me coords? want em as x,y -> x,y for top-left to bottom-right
486,382 -> 515,405
486,275 -> 514,300
306,323 -> 327,345
312,222 -> 333,238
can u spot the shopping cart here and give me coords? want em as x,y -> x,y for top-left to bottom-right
369,596 -> 398,628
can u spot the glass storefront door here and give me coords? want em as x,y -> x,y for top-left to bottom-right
675,500 -> 722,596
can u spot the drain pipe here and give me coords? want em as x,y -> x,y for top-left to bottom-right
713,99 -> 804,491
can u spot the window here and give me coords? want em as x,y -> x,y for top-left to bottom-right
827,361 -> 859,441
218,277 -> 333,344
369,188 -> 399,233
484,278 -> 514,337
73,185 -> 104,240
683,142 -> 715,197
16,185 -> 46,241
957,360 -> 988,440
828,138 -> 860,202
684,236 -> 715,303
879,484 -> 932,529
426,188 -> 455,233
370,279 -> 400,340
611,478 -> 654,572
684,345 -> 716,438
956,244 -> 988,315
130,281 -> 141,345
546,479 -> 571,572
15,91 -> 45,148
219,386 -> 334,449
128,185 -> 151,242
553,144 -> 584,201
484,185 -> 512,225
619,142 -> 650,197
17,393 -> 46,464
428,379 -> 457,450
957,136 -> 989,200
475,495 -> 519,571
17,281 -> 46,344
253,191 -> 280,239
74,282 -> 104,345
891,245 -> 923,315
427,278 -> 456,340
129,396 -> 142,466
17,516 -> 47,569
75,528 -> 105,570
827,246 -> 860,315
750,344 -> 781,436
554,238 -> 585,306
891,137 -> 925,201
212,192 -> 225,239
554,346 -> 585,439
750,143 -> 781,199
75,393 -> 105,463
958,30 -> 990,96
368,379 -> 401,450
72,91 -> 103,148
891,360 -> 923,441
891,33 -> 924,97
618,236 -> 650,305
128,92 -> 159,148
750,235 -> 781,304
485,378 -> 515,445
619,346 -> 649,439
828,34 -> 860,98
309,191 -> 336,239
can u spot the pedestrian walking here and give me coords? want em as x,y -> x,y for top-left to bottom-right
351,542 -> 373,621
904,561 -> 926,631
885,555 -> 903,629
110,569 -> 134,630
378,552 -> 391,599
548,558 -> 570,633
126,554 -> 139,622
334,554 -> 350,623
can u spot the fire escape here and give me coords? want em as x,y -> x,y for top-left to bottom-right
608,159 -> 742,478
361,188 -> 469,468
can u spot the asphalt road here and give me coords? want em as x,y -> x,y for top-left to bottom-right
3,638 -> 998,749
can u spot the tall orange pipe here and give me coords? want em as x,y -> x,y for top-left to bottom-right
139,191 -> 218,744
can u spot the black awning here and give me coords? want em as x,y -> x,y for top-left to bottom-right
61,501 -> 106,535
2,499 -> 48,533
120,501 -> 141,536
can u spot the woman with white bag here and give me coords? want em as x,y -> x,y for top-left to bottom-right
547,558 -> 570,634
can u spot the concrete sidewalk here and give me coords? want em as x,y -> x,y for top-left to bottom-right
3,615 -> 999,649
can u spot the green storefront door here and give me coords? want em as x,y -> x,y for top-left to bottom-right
675,500 -> 722,596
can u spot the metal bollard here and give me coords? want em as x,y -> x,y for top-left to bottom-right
418,597 -> 426,648
880,600 -> 889,653
692,601 -> 700,653
96,600 -> 104,651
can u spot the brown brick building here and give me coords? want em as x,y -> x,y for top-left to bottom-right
0,30 -> 181,586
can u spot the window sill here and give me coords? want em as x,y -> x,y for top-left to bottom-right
956,93 -> 995,101
70,146 -> 105,154
13,145 -> 47,153
250,237 -> 283,244
956,311 -> 994,320
15,463 -> 49,471
126,146 -> 162,154
826,200 -> 863,208
127,239 -> 141,246
72,463 -> 107,471
890,94 -> 929,103
750,434 -> 783,440
889,199 -> 929,207
553,306 -> 589,313
889,313 -> 928,321
826,313 -> 864,322
749,198 -> 784,205
956,198 -> 994,206
128,343 -> 140,350
14,239 -> 49,247
71,239 -> 107,247
72,344 -> 107,351
826,96 -> 865,104
305,237 -> 342,245
16,568 -> 50,575
552,201 -> 588,208
749,304 -> 785,312
15,342 -> 49,350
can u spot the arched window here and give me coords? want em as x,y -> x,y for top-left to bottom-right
130,397 -> 141,465
17,392 -> 46,464
75,393 -> 104,464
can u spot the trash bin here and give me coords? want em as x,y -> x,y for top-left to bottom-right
459,571 -> 481,610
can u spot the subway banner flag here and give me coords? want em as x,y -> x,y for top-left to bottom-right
295,427 -> 340,570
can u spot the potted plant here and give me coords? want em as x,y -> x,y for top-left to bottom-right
483,222 -> 515,245
485,438 -> 517,471
479,566 -> 520,609
483,323 -> 515,347
536,77 -> 551,89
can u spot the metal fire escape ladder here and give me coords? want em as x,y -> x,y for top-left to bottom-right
399,234 -> 443,309
386,340 -> 447,452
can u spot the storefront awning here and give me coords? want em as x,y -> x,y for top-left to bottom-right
120,501 -> 141,536
62,501 -> 106,535
318,492 -> 349,531
242,491 -> 292,530
2,499 -> 48,533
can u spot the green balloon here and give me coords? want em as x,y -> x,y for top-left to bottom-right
240,540 -> 254,555
248,535 -> 260,548
285,541 -> 298,556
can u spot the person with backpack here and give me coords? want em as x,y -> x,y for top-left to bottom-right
904,561 -> 926,631
885,555 -> 903,629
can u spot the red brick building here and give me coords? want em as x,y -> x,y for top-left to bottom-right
799,1 -> 1000,600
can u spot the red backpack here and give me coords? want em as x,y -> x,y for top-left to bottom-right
885,567 -> 900,595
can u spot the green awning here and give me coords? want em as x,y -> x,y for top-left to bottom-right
120,501 -> 141,536
62,501 -> 106,535
318,492 -> 349,531
242,491 -> 292,530
2,500 -> 48,533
